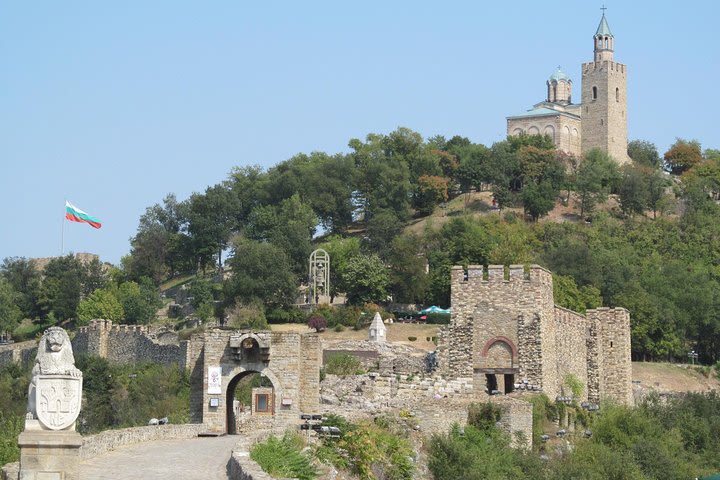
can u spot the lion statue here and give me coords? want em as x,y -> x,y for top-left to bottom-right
27,326 -> 82,420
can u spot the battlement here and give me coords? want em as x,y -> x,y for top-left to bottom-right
586,307 -> 630,323
581,61 -> 626,75
451,264 -> 552,284
77,319 -> 114,333
110,324 -> 148,334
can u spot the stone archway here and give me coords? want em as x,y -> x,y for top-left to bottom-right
193,330 -> 321,433
225,369 -> 277,434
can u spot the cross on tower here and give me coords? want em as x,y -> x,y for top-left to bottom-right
600,5 -> 607,14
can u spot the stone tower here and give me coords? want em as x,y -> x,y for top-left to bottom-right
581,12 -> 631,164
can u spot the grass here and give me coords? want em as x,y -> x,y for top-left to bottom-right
159,273 -> 196,292
12,318 -> 53,341
250,433 -> 317,480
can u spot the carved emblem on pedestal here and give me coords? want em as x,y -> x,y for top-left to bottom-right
35,375 -> 82,430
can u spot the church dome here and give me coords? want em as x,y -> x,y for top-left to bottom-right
548,67 -> 570,83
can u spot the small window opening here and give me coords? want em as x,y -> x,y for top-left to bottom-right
592,86 -> 597,100
600,119 -> 604,125
616,87 -> 620,102
255,393 -> 270,412
610,341 -> 614,348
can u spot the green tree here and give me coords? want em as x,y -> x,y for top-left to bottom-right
319,235 -> 361,302
77,288 -> 124,325
39,255 -> 86,322
575,149 -> 619,216
0,257 -> 42,320
224,238 -> 298,308
0,278 -> 22,333
350,129 -> 413,221
414,175 -> 449,215
387,234 -> 429,304
126,194 -> 191,283
521,181 -> 557,221
627,139 -> 661,168
645,167 -> 672,219
247,194 -> 317,276
618,164 -> 649,216
338,254 -> 390,305
454,143 -> 493,192
552,274 -> 602,314
364,208 -> 404,259
117,279 -> 162,324
185,184 -> 239,271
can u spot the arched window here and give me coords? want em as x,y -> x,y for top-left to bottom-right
616,87 -> 620,102
552,84 -> 557,102
592,86 -> 598,100
604,37 -> 609,48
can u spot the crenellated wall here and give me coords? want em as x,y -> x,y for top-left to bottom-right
72,320 -> 188,368
442,264 -> 632,404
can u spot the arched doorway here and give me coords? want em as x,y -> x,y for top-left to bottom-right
478,336 -> 519,395
226,371 -> 275,434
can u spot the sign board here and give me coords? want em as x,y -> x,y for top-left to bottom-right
208,366 -> 222,394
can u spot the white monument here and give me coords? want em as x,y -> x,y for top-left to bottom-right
368,312 -> 386,343
19,326 -> 83,480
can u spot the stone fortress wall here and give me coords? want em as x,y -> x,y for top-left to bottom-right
439,265 -> 632,404
72,320 -> 188,368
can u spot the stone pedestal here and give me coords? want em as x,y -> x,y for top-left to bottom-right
18,430 -> 82,480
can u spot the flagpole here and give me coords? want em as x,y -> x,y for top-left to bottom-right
61,200 -> 66,255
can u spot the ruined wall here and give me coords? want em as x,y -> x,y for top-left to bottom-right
587,308 -> 632,404
0,341 -> 37,368
552,306 -> 589,401
72,320 -> 187,368
444,264 -> 632,404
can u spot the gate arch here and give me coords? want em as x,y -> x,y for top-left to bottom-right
225,367 -> 281,434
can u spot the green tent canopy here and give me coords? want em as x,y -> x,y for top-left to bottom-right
419,306 -> 451,314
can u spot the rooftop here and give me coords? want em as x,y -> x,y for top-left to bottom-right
595,13 -> 613,37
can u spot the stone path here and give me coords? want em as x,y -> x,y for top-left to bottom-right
79,435 -> 240,480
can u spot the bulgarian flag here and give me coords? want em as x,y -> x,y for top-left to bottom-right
65,201 -> 102,229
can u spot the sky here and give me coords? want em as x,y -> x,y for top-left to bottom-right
1,1 -> 718,265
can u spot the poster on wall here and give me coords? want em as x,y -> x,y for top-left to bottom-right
208,366 -> 222,394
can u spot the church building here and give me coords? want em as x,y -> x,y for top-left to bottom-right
506,12 -> 631,164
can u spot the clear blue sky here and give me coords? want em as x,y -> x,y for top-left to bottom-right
1,1 -> 718,265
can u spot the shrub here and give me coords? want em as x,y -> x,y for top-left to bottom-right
325,353 -> 364,376
0,412 -> 22,466
467,402 -> 503,432
226,299 -> 267,330
333,324 -> 344,332
307,315 -> 327,332
564,373 -> 585,398
408,336 -> 417,342
426,312 -> 451,324
267,306 -> 306,324
316,415 -> 414,480
251,433 -> 317,480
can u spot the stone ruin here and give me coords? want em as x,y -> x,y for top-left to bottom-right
438,264 -> 633,404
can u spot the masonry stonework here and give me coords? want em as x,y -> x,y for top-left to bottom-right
193,330 -> 321,433
440,265 -> 632,405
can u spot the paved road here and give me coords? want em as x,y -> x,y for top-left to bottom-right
80,435 -> 239,480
